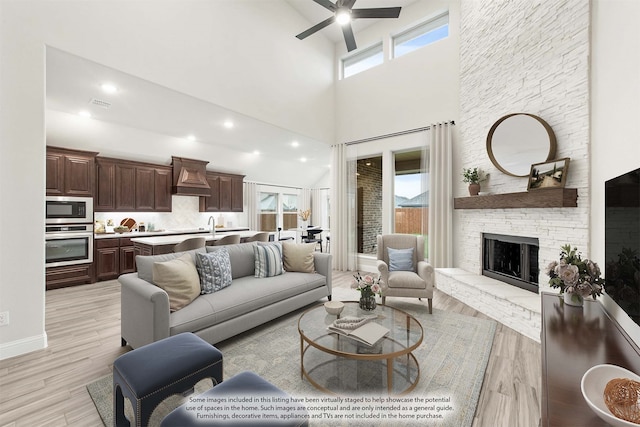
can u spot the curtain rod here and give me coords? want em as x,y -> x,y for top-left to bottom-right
248,181 -> 330,191
344,120 -> 455,146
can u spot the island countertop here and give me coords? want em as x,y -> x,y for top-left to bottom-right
130,230 -> 267,246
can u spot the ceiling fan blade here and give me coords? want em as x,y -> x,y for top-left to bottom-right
342,23 -> 357,52
312,0 -> 337,12
342,0 -> 357,8
296,16 -> 336,40
351,7 -> 401,19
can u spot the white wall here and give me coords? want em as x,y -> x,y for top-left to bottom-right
335,0 -> 460,143
591,0 -> 640,345
0,0 -> 335,358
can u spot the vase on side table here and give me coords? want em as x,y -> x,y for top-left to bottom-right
563,292 -> 584,307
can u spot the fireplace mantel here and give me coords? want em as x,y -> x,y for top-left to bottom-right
454,188 -> 578,209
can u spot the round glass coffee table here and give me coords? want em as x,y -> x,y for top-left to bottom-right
298,301 -> 423,395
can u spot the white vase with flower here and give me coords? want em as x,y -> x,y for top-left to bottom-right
546,244 -> 605,308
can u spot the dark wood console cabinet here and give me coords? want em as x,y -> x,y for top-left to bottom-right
541,292 -> 640,426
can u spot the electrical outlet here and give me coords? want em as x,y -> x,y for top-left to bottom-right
0,311 -> 9,326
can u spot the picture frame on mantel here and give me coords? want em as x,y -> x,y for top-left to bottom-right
527,157 -> 570,191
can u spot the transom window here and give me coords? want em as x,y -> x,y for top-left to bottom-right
392,11 -> 449,58
341,42 -> 383,79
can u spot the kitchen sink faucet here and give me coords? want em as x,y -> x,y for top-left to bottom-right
208,216 -> 216,237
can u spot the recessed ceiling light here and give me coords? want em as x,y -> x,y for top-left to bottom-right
101,83 -> 118,94
187,135 -> 196,141
291,141 -> 300,147
223,120 -> 234,129
300,157 -> 308,163
253,150 -> 260,155
78,110 -> 92,118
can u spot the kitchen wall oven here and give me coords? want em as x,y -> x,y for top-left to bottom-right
45,224 -> 94,267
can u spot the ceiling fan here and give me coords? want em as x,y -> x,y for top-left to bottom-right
296,0 -> 402,52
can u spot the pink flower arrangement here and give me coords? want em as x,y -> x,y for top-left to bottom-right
546,244 -> 604,298
351,271 -> 382,297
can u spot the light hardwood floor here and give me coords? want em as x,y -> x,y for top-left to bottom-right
0,271 -> 541,427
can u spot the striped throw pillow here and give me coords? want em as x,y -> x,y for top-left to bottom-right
254,242 -> 284,278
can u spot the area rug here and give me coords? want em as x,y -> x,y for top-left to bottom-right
87,293 -> 496,426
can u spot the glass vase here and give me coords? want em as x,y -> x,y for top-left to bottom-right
359,292 -> 377,311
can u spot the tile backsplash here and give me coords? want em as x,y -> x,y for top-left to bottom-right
95,195 -> 246,231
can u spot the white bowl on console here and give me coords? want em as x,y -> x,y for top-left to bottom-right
324,301 -> 344,315
581,364 -> 640,427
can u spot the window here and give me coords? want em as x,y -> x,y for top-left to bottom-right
282,194 -> 298,230
342,42 -> 383,79
392,11 -> 449,58
259,192 -> 278,232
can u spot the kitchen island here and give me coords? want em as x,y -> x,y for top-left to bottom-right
131,230 -> 271,255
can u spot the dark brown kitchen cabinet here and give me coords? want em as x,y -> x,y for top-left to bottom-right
135,167 -> 155,210
119,237 -> 136,274
95,158 -> 116,211
95,238 -> 119,281
95,237 -> 137,281
199,172 -> 244,212
46,264 -> 93,290
154,167 -> 173,212
95,157 -> 172,212
46,146 -> 97,197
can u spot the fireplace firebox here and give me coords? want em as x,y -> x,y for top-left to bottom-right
482,233 -> 539,293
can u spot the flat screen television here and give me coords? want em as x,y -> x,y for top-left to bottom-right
605,167 -> 640,330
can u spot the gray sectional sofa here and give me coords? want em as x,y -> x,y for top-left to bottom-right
119,241 -> 332,349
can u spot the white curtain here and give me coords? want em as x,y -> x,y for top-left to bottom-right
330,143 -> 356,270
428,122 -> 453,267
245,181 -> 260,230
299,188 -> 311,225
310,188 -> 323,228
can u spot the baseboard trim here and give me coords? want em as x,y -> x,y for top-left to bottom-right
0,333 -> 48,360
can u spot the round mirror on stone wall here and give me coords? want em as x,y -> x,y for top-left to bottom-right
486,113 -> 557,177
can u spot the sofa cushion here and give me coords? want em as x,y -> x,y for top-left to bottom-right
136,248 -> 206,284
387,247 -> 415,272
169,272 -> 327,335
254,242 -> 284,278
206,242 -> 256,279
195,249 -> 232,294
282,242 -> 316,273
152,253 -> 201,312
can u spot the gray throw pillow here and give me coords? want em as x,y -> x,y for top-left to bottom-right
388,247 -> 414,272
196,248 -> 233,294
254,242 -> 284,278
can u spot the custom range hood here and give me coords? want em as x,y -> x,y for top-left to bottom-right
171,156 -> 210,196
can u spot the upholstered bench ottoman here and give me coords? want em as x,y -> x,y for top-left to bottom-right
160,371 -> 309,426
113,332 -> 223,427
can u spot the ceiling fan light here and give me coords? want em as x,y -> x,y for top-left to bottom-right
335,9 -> 351,25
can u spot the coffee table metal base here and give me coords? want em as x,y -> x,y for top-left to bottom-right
300,336 -> 420,395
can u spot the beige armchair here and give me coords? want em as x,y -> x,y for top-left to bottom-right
376,234 -> 435,314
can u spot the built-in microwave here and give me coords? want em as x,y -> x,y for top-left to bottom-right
45,196 -> 94,224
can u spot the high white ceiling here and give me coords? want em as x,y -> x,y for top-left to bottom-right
46,48 -> 329,165
45,1 -> 415,176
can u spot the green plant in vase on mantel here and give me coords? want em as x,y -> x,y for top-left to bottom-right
462,167 -> 488,196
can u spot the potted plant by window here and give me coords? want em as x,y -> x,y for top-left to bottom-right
462,167 -> 488,196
